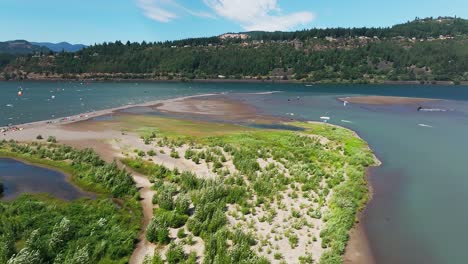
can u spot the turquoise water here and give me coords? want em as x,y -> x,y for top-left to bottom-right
1,81 -> 468,263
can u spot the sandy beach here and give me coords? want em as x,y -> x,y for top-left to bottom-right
339,95 -> 439,105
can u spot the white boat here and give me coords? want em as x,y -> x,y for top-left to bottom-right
320,116 -> 330,122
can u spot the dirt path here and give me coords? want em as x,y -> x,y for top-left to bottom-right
64,139 -> 157,264
128,169 -> 156,264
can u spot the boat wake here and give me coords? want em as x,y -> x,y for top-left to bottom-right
418,124 -> 433,128
419,108 -> 446,112
247,91 -> 282,95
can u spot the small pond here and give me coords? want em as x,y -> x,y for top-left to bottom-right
0,158 -> 94,201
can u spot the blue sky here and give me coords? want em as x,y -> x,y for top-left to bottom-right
1,0 -> 466,44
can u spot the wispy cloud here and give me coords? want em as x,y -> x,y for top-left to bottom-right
137,0 -> 177,23
137,0 -> 314,30
203,0 -> 315,31
170,1 -> 216,19
137,0 -> 214,22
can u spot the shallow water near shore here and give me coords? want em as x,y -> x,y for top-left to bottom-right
0,158 -> 93,201
2,81 -> 468,263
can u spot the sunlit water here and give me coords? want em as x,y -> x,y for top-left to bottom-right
1,81 -> 468,263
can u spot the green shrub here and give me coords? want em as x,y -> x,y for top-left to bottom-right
184,149 -> 195,159
146,218 -> 170,244
177,228 -> 186,239
274,252 -> 283,260
166,242 -> 186,264
174,195 -> 190,215
299,254 -> 314,264
155,208 -> 189,228
151,252 -> 164,264
170,150 -> 180,159
155,192 -> 174,210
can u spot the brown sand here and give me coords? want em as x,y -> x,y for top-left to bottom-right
152,95 -> 286,123
154,96 -> 257,117
343,223 -> 375,264
339,96 -> 438,105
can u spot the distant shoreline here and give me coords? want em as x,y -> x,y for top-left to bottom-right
1,77 -> 467,86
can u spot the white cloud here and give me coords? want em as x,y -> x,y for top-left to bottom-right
137,0 -> 215,22
137,0 -> 314,30
203,0 -> 315,31
137,0 -> 177,23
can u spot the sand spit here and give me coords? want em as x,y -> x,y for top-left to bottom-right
152,94 -> 286,124
1,93 -> 379,264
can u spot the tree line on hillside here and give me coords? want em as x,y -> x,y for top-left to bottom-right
1,17 -> 467,83
6,37 -> 467,83
247,17 -> 468,41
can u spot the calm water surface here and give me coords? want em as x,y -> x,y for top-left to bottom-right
1,81 -> 468,263
0,158 -> 93,200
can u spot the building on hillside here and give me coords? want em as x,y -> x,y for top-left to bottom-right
219,33 -> 250,40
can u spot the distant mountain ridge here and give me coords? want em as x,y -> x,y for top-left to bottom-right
31,42 -> 87,52
0,40 -> 50,54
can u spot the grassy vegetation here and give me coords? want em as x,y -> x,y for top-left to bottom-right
122,118 -> 378,263
113,115 -> 255,138
0,140 -> 141,263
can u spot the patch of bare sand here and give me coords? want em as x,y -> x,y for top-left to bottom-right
153,95 -> 285,123
343,223 -> 375,264
339,96 -> 438,105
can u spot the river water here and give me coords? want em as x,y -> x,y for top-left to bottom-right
1,81 -> 468,263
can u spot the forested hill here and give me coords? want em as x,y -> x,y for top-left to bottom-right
2,17 -> 468,84
0,40 -> 50,55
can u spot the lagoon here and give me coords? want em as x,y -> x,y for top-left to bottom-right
0,158 -> 93,201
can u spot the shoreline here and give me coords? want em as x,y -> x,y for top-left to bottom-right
306,121 -> 381,264
2,78 -> 467,86
0,93 -> 219,130
1,92 -> 382,264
